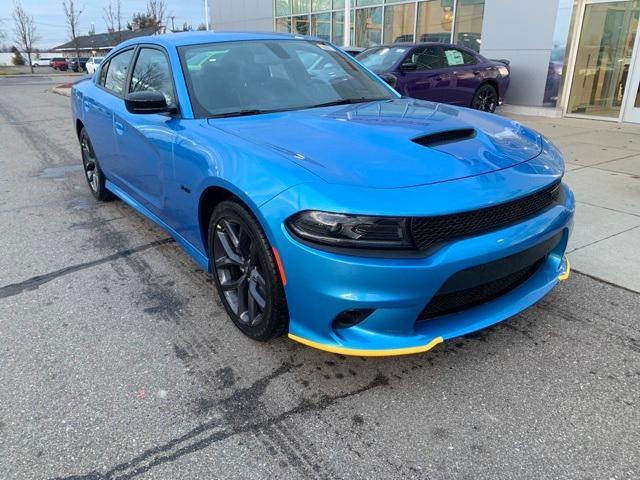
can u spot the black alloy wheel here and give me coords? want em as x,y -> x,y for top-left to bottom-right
209,200 -> 288,341
80,128 -> 112,201
472,84 -> 498,113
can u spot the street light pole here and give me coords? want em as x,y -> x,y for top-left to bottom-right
343,0 -> 351,47
204,0 -> 210,30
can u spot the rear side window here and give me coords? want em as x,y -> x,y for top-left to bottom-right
98,60 -> 110,86
443,48 -> 476,67
103,49 -> 134,97
129,47 -> 176,106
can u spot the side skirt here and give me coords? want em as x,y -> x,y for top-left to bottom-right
105,180 -> 210,271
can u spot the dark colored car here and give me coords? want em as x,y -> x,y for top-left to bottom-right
51,57 -> 68,71
357,43 -> 510,113
68,57 -> 89,72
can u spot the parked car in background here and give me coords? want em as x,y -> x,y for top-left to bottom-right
357,43 -> 510,113
50,57 -> 68,70
32,57 -> 53,67
68,57 -> 89,72
71,33 -> 572,356
342,46 -> 365,57
85,57 -> 105,75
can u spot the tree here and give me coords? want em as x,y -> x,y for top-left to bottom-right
12,2 -> 39,73
103,0 -> 122,33
146,0 -> 167,29
128,0 -> 168,32
62,0 -> 83,67
196,23 -> 207,31
11,45 -> 25,65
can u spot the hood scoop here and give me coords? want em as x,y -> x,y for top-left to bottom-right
412,128 -> 476,148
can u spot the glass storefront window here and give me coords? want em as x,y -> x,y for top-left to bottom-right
333,0 -> 345,9
292,14 -> 310,34
332,10 -> 344,45
568,1 -> 640,118
275,17 -> 292,33
276,0 -> 291,17
312,0 -> 332,11
311,12 -> 332,40
292,0 -> 311,14
356,0 -> 378,6
453,0 -> 484,52
355,7 -> 382,47
384,3 -> 416,44
416,0 -> 453,44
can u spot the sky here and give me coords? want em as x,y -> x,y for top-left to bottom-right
0,0 -> 207,49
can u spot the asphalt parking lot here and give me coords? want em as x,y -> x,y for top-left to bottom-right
0,75 -> 639,480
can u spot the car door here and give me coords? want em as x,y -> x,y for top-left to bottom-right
112,45 -> 179,213
441,46 -> 482,106
396,45 -> 451,102
82,49 -> 135,180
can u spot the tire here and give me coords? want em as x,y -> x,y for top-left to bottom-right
209,200 -> 288,341
79,127 -> 113,201
471,83 -> 498,113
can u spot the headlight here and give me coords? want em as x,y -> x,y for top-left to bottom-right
498,66 -> 509,77
286,211 -> 414,249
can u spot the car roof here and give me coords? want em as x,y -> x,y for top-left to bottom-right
115,31 -> 308,50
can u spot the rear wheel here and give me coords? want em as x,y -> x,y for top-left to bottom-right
471,84 -> 498,113
209,200 -> 288,341
79,128 -> 112,201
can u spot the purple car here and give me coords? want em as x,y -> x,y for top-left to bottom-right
357,43 -> 510,113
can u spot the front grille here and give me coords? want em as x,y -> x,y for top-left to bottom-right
418,259 -> 542,319
410,182 -> 561,250
417,231 -> 562,321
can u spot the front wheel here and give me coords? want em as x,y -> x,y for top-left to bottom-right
209,200 -> 288,341
471,84 -> 498,113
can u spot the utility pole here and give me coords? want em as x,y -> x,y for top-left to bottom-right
204,0 -> 210,30
343,0 -> 350,47
170,15 -> 175,31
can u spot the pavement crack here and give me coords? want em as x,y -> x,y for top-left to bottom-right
0,238 -> 175,299
51,367 -> 388,480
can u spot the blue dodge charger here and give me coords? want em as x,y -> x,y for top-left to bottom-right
71,32 -> 574,356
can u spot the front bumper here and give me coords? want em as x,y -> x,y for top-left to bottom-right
262,182 -> 574,356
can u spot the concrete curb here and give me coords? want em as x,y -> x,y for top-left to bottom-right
52,86 -> 71,97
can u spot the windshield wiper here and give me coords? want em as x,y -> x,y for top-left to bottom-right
209,109 -> 273,119
308,98 -> 389,109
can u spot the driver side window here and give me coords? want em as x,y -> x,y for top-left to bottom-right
410,46 -> 445,70
129,47 -> 176,106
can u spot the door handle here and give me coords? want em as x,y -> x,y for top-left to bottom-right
114,121 -> 125,134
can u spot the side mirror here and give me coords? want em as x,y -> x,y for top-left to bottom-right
400,62 -> 418,71
379,73 -> 398,89
125,90 -> 175,114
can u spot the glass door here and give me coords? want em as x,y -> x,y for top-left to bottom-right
567,0 -> 640,119
623,13 -> 640,122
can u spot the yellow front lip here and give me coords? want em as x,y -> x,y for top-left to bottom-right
288,333 -> 444,357
558,257 -> 571,281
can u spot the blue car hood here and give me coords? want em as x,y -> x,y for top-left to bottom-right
209,99 -> 543,189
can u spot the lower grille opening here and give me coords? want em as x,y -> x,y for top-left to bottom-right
417,232 -> 562,321
418,259 -> 543,320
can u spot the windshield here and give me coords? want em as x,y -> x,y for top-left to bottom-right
178,39 -> 395,118
357,46 -> 410,72
94,57 -> 104,64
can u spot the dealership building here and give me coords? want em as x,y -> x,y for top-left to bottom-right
209,0 -> 640,124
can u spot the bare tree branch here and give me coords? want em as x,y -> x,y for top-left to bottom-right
62,0 -> 83,68
12,2 -> 39,73
146,0 -> 167,30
